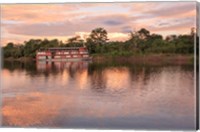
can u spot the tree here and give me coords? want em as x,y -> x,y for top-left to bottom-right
2,27 -> 195,59
68,36 -> 80,43
3,43 -> 24,58
128,31 -> 140,48
67,35 -> 84,47
137,28 -> 150,40
24,39 -> 42,57
49,39 -> 59,47
150,34 -> 163,40
3,42 -> 15,58
89,27 -> 108,46
6,42 -> 14,48
166,35 -> 177,42
86,28 -> 108,53
131,28 -> 150,53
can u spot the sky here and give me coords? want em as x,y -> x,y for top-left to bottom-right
1,2 -> 197,46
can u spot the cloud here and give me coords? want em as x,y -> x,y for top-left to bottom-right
1,20 -> 24,25
158,22 -> 170,27
1,4 -> 83,23
149,16 -> 196,31
103,20 -> 125,26
146,2 -> 196,18
3,13 -> 131,37
5,21 -> 76,36
127,2 -> 196,22
121,26 -> 133,33
1,2 -> 197,46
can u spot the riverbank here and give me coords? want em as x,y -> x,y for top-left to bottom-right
91,54 -> 195,65
3,57 -> 35,62
3,54 -> 195,65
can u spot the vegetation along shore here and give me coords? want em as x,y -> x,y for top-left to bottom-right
2,27 -> 198,64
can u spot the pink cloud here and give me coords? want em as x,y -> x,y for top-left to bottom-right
1,2 -> 197,46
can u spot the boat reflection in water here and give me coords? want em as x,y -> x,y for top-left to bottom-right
2,60 -> 195,130
36,61 -> 89,73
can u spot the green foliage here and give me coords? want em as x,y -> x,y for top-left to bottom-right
86,27 -> 108,53
89,27 -> 108,45
66,36 -> 84,47
2,27 -> 195,59
3,43 -> 24,58
137,28 -> 150,40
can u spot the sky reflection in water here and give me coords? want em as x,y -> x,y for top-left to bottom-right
1,61 -> 195,130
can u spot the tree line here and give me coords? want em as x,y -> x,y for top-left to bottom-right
2,27 -> 197,58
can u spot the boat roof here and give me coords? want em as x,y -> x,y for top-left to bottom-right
48,47 -> 84,50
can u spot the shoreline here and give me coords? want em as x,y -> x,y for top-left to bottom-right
92,54 -> 194,65
3,57 -> 35,62
3,54 -> 195,65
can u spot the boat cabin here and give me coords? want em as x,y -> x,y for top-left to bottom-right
36,47 -> 90,61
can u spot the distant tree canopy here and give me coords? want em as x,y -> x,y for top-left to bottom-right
67,35 -> 84,47
86,28 -> 109,53
2,27 -> 197,58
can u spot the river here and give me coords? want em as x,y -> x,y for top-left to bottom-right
1,60 -> 196,130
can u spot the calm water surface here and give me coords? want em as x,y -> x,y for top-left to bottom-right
1,60 -> 196,130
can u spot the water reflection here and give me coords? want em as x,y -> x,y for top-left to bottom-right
1,60 -> 195,130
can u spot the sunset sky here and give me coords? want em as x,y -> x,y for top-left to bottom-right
1,2 -> 197,46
